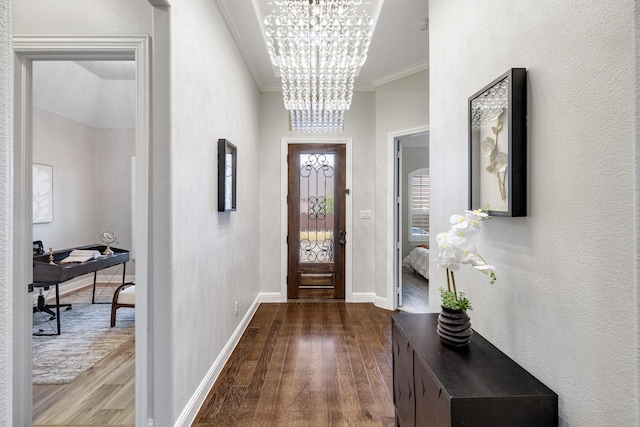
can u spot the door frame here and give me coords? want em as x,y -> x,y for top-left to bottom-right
12,36 -> 151,426
387,125 -> 429,310
281,137 -> 352,301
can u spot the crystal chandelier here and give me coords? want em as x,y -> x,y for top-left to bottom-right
264,0 -> 375,133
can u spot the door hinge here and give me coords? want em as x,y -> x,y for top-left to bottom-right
286,154 -> 289,163
286,194 -> 289,203
345,188 -> 350,195
286,235 -> 289,244
286,276 -> 289,284
28,283 -> 34,293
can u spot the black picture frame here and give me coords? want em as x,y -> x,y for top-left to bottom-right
469,68 -> 527,217
218,138 -> 237,212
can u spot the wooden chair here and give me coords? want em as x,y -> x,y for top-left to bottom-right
111,282 -> 135,327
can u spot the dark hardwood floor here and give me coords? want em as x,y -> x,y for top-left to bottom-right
193,302 -> 397,427
399,268 -> 429,313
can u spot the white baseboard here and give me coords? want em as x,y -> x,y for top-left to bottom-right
257,291 -> 284,302
350,293 -> 391,310
351,292 -> 376,303
174,293 -> 263,427
374,295 -> 390,310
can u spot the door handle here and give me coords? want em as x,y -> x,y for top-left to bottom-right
339,230 -> 346,245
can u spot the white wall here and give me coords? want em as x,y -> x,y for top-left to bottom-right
32,107 -> 99,249
429,1 -> 636,425
258,91 -> 377,298
374,70 -> 429,301
160,1 -> 261,424
12,0 -> 153,35
32,108 -> 136,280
0,0 -> 13,423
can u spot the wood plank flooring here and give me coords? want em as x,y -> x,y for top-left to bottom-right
32,336 -> 135,427
33,284 -> 135,427
33,301 -> 397,426
399,268 -> 429,313
193,302 -> 397,427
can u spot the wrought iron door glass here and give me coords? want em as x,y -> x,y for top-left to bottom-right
299,153 -> 335,263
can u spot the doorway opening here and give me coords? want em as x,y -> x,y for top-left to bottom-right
13,36 -> 150,427
393,130 -> 430,313
30,59 -> 136,425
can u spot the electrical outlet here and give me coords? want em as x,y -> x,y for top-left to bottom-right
234,301 -> 239,316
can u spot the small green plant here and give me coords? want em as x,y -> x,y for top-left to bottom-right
439,288 -> 472,312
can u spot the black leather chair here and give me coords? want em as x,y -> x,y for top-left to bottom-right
32,241 -> 71,321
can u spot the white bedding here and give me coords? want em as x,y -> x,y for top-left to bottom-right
403,246 -> 429,280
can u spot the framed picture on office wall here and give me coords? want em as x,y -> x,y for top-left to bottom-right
218,138 -> 237,212
33,163 -> 54,223
468,68 -> 527,217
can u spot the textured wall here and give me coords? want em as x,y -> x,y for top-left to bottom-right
161,1 -> 261,424
374,70 -> 429,299
0,0 -> 12,424
429,1 -> 635,424
13,0 -> 152,35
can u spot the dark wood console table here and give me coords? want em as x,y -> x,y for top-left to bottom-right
392,313 -> 557,427
32,245 -> 129,335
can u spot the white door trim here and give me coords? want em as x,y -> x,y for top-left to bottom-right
386,125 -> 429,310
280,137 -> 353,302
12,36 -> 151,427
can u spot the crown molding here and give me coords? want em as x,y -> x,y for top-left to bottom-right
372,59 -> 429,87
217,0 -> 265,91
147,0 -> 171,7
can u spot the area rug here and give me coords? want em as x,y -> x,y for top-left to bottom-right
32,289 -> 134,385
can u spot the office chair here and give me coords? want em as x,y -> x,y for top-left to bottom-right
32,240 -> 71,321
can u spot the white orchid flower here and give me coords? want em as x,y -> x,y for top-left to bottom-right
451,214 -> 475,231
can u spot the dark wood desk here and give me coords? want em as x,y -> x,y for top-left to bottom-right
392,313 -> 558,426
33,245 -> 129,335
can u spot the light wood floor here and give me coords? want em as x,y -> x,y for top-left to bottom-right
33,284 -> 135,427
33,336 -> 135,427
193,302 -> 397,426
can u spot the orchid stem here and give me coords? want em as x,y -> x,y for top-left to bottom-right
446,268 -> 452,292
450,271 -> 458,300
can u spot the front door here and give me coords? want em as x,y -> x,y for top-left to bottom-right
287,144 -> 346,299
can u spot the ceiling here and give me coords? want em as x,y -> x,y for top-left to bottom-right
217,0 -> 429,91
32,1 -> 429,129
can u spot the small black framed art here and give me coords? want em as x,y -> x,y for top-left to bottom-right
218,138 -> 237,212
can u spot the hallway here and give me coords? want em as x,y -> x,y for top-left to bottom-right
193,302 -> 396,426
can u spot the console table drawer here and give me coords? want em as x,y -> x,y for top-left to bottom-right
392,322 -> 415,427
414,354 -> 450,427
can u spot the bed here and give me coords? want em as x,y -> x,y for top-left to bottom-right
403,245 -> 429,280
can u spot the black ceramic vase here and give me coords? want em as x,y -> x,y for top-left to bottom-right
437,306 -> 472,348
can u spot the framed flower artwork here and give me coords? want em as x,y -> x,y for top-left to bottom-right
468,68 -> 527,217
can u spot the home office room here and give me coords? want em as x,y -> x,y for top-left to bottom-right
30,59 -> 137,425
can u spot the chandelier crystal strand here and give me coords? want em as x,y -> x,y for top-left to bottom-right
265,0 -> 374,133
